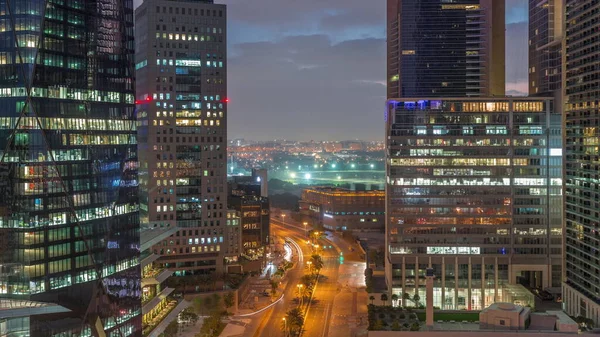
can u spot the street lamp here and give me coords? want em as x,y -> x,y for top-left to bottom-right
281,214 -> 286,226
297,284 -> 304,307
303,222 -> 308,237
307,261 -> 312,273
282,317 -> 287,337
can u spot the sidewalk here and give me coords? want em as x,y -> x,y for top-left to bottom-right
218,318 -> 251,337
148,299 -> 192,337
329,288 -> 369,337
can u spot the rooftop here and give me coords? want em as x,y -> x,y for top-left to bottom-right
0,299 -> 71,319
141,226 -> 178,252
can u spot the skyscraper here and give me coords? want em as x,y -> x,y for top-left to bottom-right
135,0 -> 228,277
0,0 -> 140,336
386,0 -> 506,99
562,0 -> 600,324
528,0 -> 564,97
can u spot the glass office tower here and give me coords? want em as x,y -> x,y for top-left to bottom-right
528,0 -> 564,97
0,0 -> 140,336
386,98 -> 562,310
386,0 -> 505,98
562,0 -> 600,325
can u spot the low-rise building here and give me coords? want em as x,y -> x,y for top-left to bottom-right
299,187 -> 385,231
228,170 -> 270,271
141,225 -> 179,335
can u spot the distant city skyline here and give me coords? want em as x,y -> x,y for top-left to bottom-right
134,0 -> 529,141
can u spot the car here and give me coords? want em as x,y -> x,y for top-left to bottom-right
261,291 -> 270,297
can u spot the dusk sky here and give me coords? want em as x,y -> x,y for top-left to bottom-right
134,0 -> 529,141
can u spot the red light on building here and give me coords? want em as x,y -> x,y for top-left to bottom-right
224,98 -> 229,103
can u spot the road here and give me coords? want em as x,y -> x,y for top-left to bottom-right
240,213 -> 364,337
244,222 -> 312,337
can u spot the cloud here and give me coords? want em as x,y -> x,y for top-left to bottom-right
132,0 -> 532,140
228,35 -> 386,141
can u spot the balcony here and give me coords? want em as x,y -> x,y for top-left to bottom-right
142,287 -> 175,315
142,268 -> 173,287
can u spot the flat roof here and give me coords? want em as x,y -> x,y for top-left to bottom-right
141,226 -> 178,252
0,299 -> 71,318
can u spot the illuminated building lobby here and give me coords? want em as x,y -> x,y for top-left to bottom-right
385,98 -> 562,310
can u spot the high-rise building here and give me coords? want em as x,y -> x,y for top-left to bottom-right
135,0 -> 228,277
385,98 -> 563,310
528,0 -> 564,97
562,0 -> 600,324
386,0 -> 505,99
0,0 -> 140,336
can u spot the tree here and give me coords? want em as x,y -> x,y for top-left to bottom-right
310,254 -> 324,272
402,292 -> 411,306
391,321 -> 401,331
413,293 -> 421,307
223,292 -> 234,311
369,295 -> 375,305
391,294 -> 399,307
380,293 -> 388,306
282,308 -> 304,337
270,280 -> 278,296
300,274 -> 314,290
179,307 -> 198,325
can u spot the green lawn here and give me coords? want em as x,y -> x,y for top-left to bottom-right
416,312 -> 480,322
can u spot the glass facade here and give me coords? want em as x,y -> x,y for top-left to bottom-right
528,0 -> 564,96
386,0 -> 505,98
386,98 -> 562,310
0,0 -> 140,336
563,0 -> 600,324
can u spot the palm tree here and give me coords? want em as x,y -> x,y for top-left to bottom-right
270,280 -> 278,296
402,292 -> 411,307
413,293 -> 421,307
391,294 -> 399,307
369,295 -> 375,305
380,293 -> 388,306
310,254 -> 324,272
282,308 -> 304,337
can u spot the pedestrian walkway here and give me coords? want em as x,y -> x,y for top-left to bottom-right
218,318 -> 251,337
148,299 -> 192,337
329,287 -> 369,337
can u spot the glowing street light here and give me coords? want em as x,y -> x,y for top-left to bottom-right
332,164 -> 336,169
304,173 -> 311,179
303,222 -> 308,237
351,163 -> 356,169
370,164 -> 375,169
337,175 -> 342,180
281,214 -> 286,226
282,317 -> 287,337
289,172 -> 296,178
